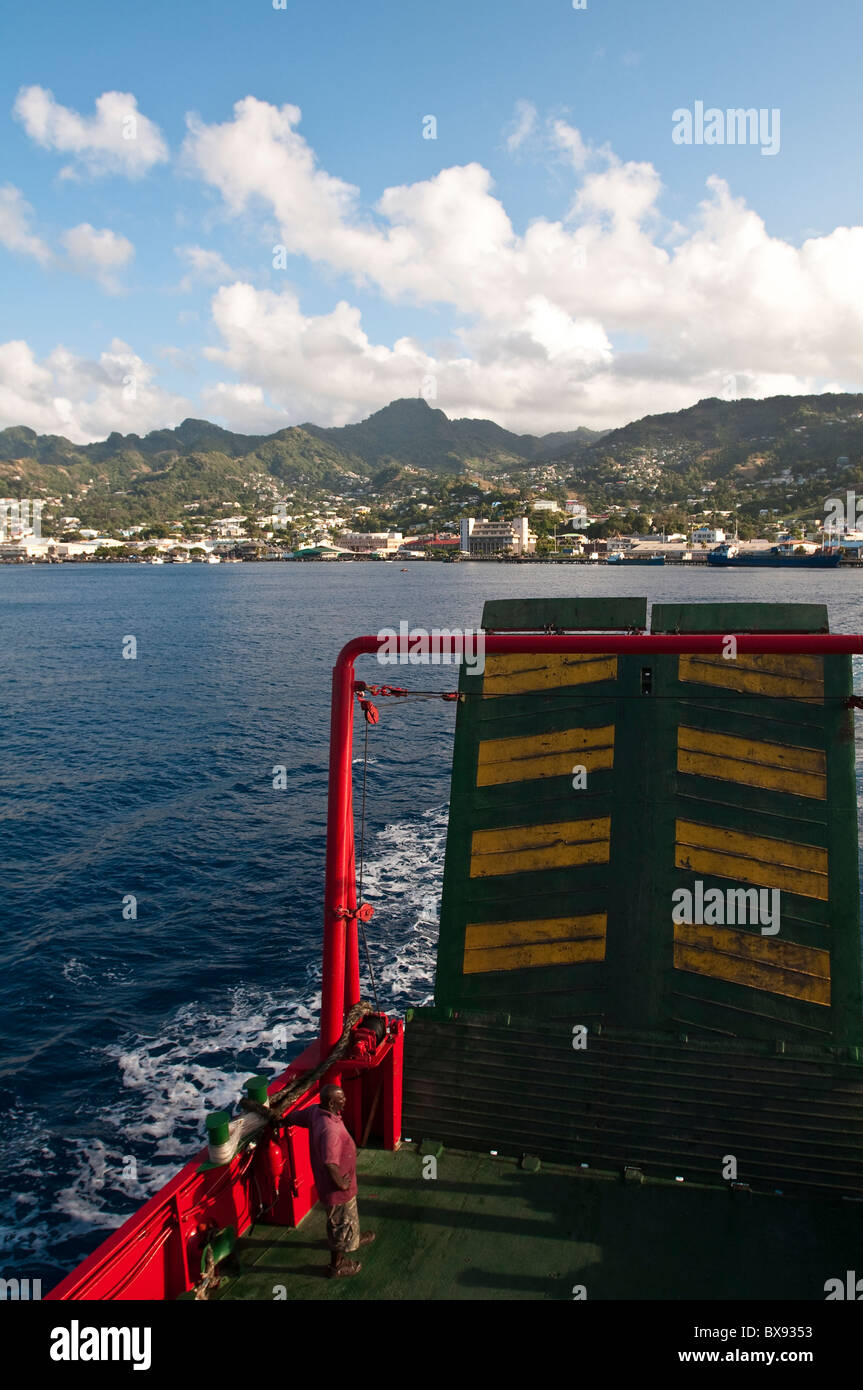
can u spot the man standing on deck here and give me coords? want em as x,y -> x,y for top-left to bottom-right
293,1084 -> 375,1277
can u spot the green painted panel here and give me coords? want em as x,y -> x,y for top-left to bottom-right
481,596 -> 647,631
651,602 -> 829,633
653,598 -> 859,1046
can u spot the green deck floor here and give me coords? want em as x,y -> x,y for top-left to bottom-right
210,1144 -> 863,1301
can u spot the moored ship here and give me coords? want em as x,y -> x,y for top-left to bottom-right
708,541 -> 841,568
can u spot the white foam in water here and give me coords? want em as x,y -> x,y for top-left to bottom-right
0,1104 -> 60,1264
105,979 -> 321,1150
359,804 -> 446,1010
13,806 -> 446,1261
96,806 -> 444,1189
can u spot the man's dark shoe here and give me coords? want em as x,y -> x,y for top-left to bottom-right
358,1231 -> 376,1247
327,1258 -> 361,1277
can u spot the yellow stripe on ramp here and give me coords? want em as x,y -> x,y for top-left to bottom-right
675,818 -> 829,900
470,817 -> 611,877
463,913 -> 607,973
477,725 -> 615,786
673,921 -> 830,1005
482,652 -> 617,697
677,726 -> 826,799
678,653 -> 824,702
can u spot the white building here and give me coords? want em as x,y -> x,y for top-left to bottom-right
213,517 -> 247,537
692,527 -> 726,544
0,537 -> 52,559
460,516 -> 536,557
341,530 -> 403,553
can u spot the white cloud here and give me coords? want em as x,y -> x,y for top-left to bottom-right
200,278 -> 811,437
504,100 -> 539,154
62,223 -> 134,292
175,244 -> 236,290
549,118 -> 590,171
13,86 -> 168,180
177,98 -> 863,430
203,282 -> 431,425
0,185 -> 133,290
7,96 -> 863,437
199,380 -> 290,432
0,184 -> 52,263
0,338 -> 190,442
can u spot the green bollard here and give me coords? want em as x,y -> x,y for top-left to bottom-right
244,1075 -> 269,1106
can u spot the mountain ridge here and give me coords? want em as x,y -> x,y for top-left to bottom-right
2,392 -> 862,531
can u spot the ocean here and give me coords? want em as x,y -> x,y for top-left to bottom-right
2,561 -> 862,1286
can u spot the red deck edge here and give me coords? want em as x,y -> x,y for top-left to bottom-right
47,630 -> 863,1300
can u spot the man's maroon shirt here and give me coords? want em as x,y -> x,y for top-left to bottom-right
292,1105 -> 357,1207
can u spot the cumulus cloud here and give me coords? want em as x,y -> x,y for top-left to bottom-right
62,223 -> 134,292
0,338 -> 190,442
7,94 -> 863,436
549,118 -> 591,171
0,185 -> 134,289
13,86 -> 168,179
0,184 -> 52,263
199,278 -> 821,437
175,244 -> 236,290
176,97 -> 863,431
199,380 -> 290,432
504,100 -> 539,154
203,282 -> 437,425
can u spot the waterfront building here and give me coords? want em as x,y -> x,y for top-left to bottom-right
460,516 -> 536,557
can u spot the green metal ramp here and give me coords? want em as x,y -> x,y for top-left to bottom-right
406,598 -> 863,1195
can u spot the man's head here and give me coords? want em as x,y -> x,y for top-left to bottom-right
320,1084 -> 346,1114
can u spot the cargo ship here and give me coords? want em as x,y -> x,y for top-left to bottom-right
708,542 -> 841,568
46,597 -> 863,1302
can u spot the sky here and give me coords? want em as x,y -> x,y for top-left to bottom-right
2,0 -> 863,444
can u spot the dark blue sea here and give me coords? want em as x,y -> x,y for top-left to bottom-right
2,561 -> 862,1287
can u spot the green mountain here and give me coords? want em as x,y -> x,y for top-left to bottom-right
557,393 -> 863,520
0,398 -> 604,527
302,398 -> 600,473
2,392 -> 862,531
569,393 -> 863,476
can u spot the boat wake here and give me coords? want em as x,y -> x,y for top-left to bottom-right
359,803 -> 446,1012
2,806 -> 446,1277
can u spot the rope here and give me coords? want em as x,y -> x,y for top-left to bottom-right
194,1245 -> 218,1301
238,999 -> 373,1124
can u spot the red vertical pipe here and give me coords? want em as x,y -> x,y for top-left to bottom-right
320,656 -> 357,1054
382,1023 -> 404,1150
344,826 -> 361,1012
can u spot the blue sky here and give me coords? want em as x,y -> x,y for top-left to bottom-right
2,0 -> 862,441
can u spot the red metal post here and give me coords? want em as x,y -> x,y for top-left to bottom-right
344,836 -> 361,1013
382,1021 -> 404,1150
320,657 -> 358,1054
